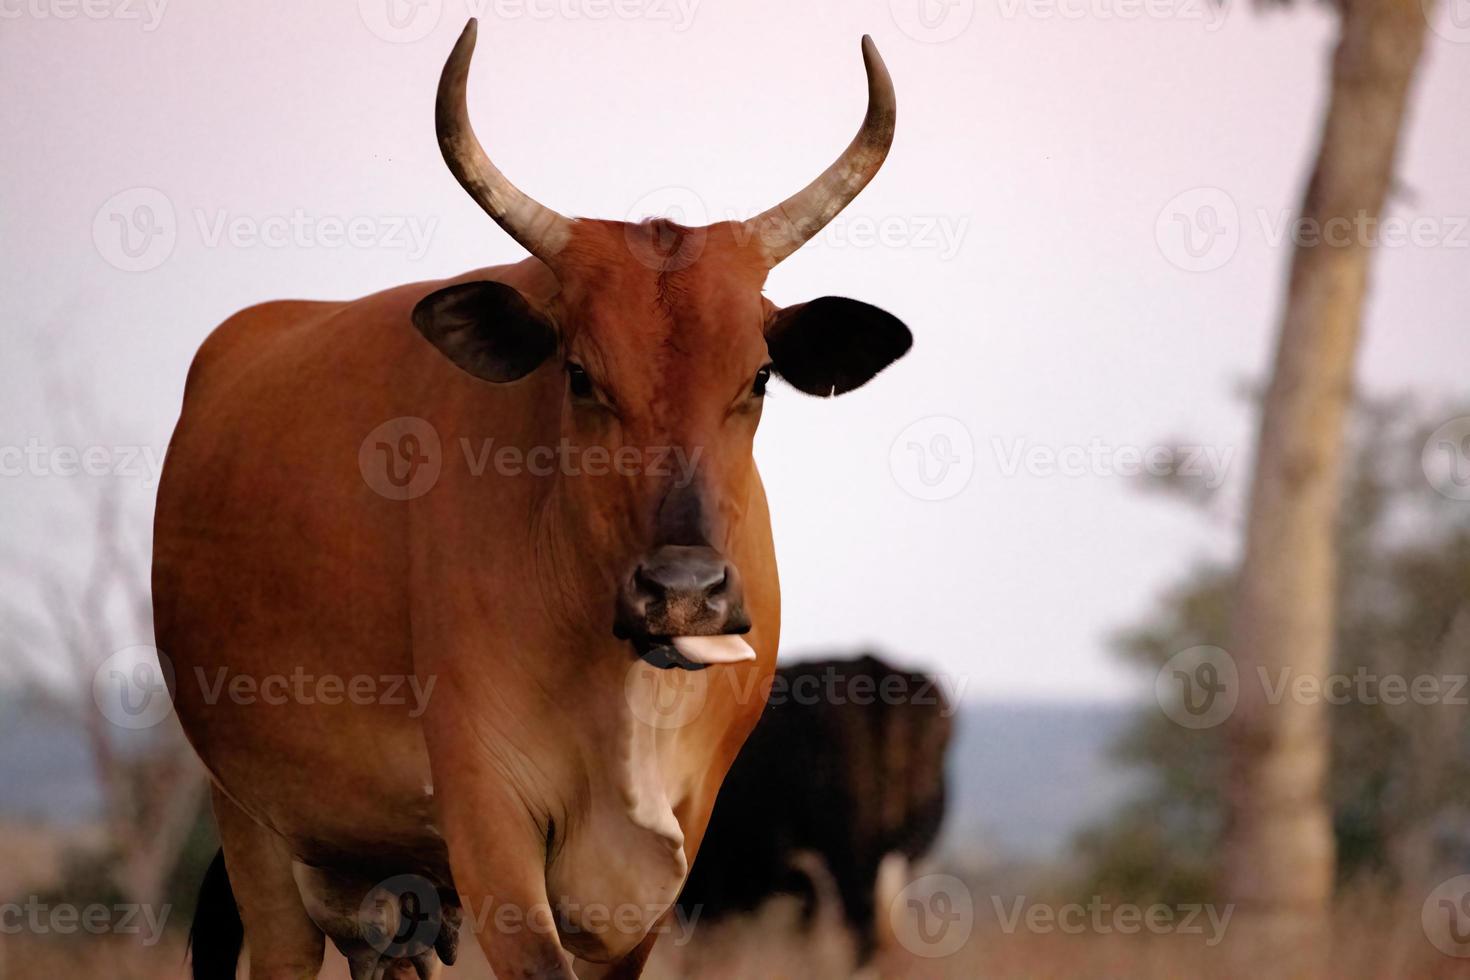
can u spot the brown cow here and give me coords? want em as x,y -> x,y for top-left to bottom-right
156,19 -> 909,980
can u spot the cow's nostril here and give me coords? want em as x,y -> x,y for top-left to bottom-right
633,565 -> 665,601
709,568 -> 730,597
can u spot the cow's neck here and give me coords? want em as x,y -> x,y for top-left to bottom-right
541,656 -> 701,946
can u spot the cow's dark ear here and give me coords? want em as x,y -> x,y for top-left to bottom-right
411,281 -> 557,383
765,296 -> 912,397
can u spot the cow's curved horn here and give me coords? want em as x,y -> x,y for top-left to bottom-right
742,36 -> 896,268
436,19 -> 573,260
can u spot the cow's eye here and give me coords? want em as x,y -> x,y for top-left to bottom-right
567,362 -> 595,400
752,365 -> 772,398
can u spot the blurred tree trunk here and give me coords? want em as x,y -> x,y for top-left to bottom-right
1221,0 -> 1432,975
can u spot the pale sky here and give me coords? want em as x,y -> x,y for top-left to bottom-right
3,0 -> 1468,701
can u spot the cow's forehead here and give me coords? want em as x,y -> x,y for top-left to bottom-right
555,219 -> 770,382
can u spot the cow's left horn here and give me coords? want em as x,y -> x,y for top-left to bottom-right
741,36 -> 897,268
436,19 -> 573,260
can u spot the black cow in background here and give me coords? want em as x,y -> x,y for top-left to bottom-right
676,654 -> 954,962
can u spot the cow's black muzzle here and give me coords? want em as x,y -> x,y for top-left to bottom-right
614,545 -> 752,670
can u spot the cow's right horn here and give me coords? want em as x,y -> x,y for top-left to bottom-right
435,19 -> 574,261
741,35 -> 897,268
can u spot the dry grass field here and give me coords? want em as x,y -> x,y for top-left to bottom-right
5,890 -> 1469,979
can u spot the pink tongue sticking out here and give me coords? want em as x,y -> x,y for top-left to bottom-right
670,634 -> 757,665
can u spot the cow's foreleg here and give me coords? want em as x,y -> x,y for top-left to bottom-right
447,831 -> 578,979
451,840 -> 577,976
575,929 -> 659,980
420,675 -> 581,979
431,770 -> 577,978
213,786 -> 327,979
